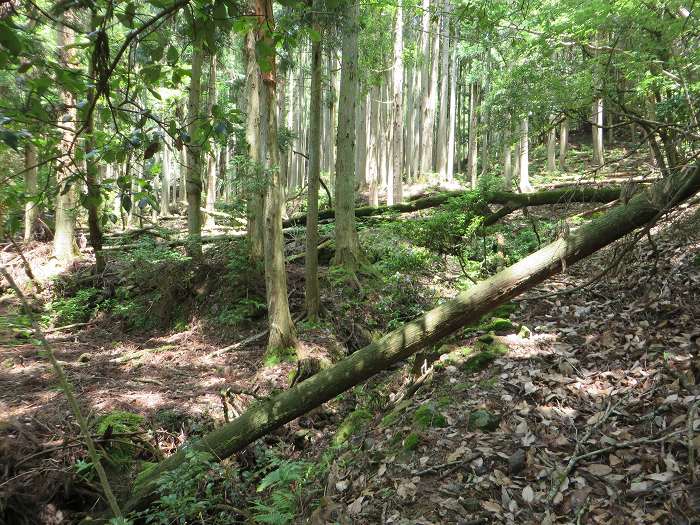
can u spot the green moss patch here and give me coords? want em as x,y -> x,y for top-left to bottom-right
333,409 -> 373,446
403,433 -> 421,451
468,410 -> 500,432
413,403 -> 447,429
263,346 -> 298,367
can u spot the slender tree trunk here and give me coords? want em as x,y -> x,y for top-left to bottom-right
23,142 -> 39,242
421,4 -> 439,175
467,82 -> 479,188
368,87 -> 379,207
391,4 -> 404,203
186,45 -> 205,256
161,135 -> 172,216
245,29 -> 265,265
205,54 -> 218,229
355,90 -> 368,191
547,114 -> 557,172
592,97 -> 604,165
305,6 -> 323,321
257,0 -> 297,351
503,123 -> 512,190
519,116 -> 533,193
417,0 -> 431,177
125,163 -> 700,514
54,13 -> 78,264
328,51 -> 338,191
446,37 -> 457,182
436,7 -> 450,181
333,0 -> 364,271
559,117 -> 569,170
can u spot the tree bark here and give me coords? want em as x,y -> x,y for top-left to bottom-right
23,142 -> 39,243
559,117 -> 569,170
446,32 -> 457,183
391,4 -> 404,204
205,54 -> 218,230
436,9 -> 450,180
185,44 -> 205,257
592,97 -> 604,165
257,0 -> 297,352
125,162 -> 700,513
333,0 -> 364,271
368,87 -> 379,207
244,29 -> 265,265
547,114 -> 557,172
467,82 -> 479,188
305,5 -> 323,322
519,116 -> 533,193
503,124 -> 512,190
54,12 -> 78,265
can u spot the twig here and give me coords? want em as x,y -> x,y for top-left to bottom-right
688,400 -> 699,483
0,265 -> 122,519
43,321 -> 94,334
212,329 -> 269,356
414,453 -> 481,478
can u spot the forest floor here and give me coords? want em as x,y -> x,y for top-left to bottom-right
1,145 -> 700,524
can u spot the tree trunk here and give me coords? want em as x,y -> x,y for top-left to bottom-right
125,162 -> 700,513
503,124 -> 512,190
355,89 -> 368,192
245,29 -> 265,265
258,0 -> 297,352
559,117 -> 569,170
446,33 -> 457,183
436,8 -> 450,181
23,142 -> 39,243
305,5 -> 323,322
283,186 -> 623,227
467,82 -> 479,188
54,13 -> 78,265
185,44 -> 205,257
391,4 -> 404,204
205,54 -> 218,230
547,114 -> 557,172
417,0 -> 431,177
333,0 -> 364,271
368,87 -> 379,207
592,97 -> 604,165
519,116 -> 533,193
421,4 -> 440,175
160,135 -> 172,216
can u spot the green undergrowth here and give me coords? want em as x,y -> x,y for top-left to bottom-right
264,346 -> 297,367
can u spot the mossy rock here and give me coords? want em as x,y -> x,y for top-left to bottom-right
333,409 -> 372,446
413,403 -> 447,429
518,325 -> 532,339
403,432 -> 421,451
478,333 -> 494,344
483,318 -> 514,334
468,410 -> 500,432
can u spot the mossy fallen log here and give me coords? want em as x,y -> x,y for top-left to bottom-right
282,186 -> 623,227
124,164 -> 700,513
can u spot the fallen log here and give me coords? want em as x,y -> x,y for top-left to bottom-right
124,165 -> 700,512
282,186 -> 623,227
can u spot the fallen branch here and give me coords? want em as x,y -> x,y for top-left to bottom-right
124,164 -> 700,513
282,186 -> 623,227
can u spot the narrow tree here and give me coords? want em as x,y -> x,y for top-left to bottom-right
519,116 -> 533,193
559,116 -> 569,169
391,3 -> 404,204
467,81 -> 479,188
185,43 -> 205,257
259,0 -> 297,351
333,0 -> 364,271
244,28 -> 265,264
54,12 -> 78,264
305,1 -> 323,321
546,114 -> 557,172
23,142 -> 39,242
592,97 -> 604,165
204,53 -> 218,229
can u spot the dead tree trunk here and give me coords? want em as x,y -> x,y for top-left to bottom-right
124,162 -> 700,513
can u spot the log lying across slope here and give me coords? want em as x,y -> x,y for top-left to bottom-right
282,186 -> 623,227
125,166 -> 700,512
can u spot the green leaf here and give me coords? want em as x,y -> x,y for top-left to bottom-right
166,45 -> 179,65
0,23 -> 22,54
